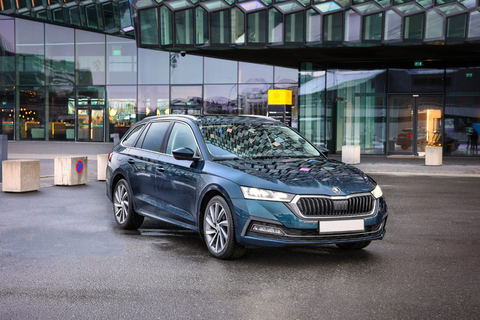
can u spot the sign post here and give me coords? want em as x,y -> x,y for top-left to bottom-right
267,90 -> 293,126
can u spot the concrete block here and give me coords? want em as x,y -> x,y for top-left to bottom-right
2,160 -> 40,192
97,154 -> 108,181
54,156 -> 88,186
0,134 -> 7,181
342,145 -> 361,164
425,146 -> 442,166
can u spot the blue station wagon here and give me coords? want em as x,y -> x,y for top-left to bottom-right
106,115 -> 388,259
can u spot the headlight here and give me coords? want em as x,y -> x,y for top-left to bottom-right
371,185 -> 383,199
240,187 -> 294,202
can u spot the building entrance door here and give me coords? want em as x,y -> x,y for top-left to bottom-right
76,108 -> 105,142
388,94 -> 443,155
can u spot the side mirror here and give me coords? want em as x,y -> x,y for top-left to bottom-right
172,147 -> 200,161
317,146 -> 329,158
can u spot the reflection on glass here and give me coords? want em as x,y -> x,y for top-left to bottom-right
425,9 -> 444,41
274,66 -> 297,84
106,35 -> 137,85
247,11 -> 266,43
417,96 -> 443,152
204,58 -> 237,84
161,6 -> 173,45
404,13 -> 424,40
175,9 -> 194,45
77,108 -> 104,142
285,11 -> 304,43
47,86 -> 75,140
239,62 -> 273,83
76,30 -> 106,85
170,53 -> 203,84
16,19 -> 45,86
204,85 -> 238,115
306,9 -> 321,43
211,10 -> 229,44
446,13 -> 467,39
269,8 -> 283,44
388,95 -> 414,154
0,20 -> 15,86
238,84 -> 271,115
384,9 -> 402,41
170,85 -> 202,115
107,86 -> 137,139
18,86 -> 45,140
0,87 -> 15,139
345,10 -> 361,42
77,86 -> 105,105
138,48 -> 169,85
231,8 -> 245,44
139,7 -> 159,45
323,12 -> 343,42
46,24 -> 74,86
137,85 -> 169,120
363,13 -> 382,41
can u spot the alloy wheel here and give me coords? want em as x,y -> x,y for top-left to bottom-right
114,183 -> 129,224
204,201 -> 229,253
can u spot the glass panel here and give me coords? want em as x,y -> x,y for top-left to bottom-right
107,85 -> 137,139
196,6 -> 208,45
354,2 -> 382,14
18,87 -> 45,140
211,9 -> 229,44
459,0 -> 476,8
0,86 -> 15,140
446,13 -> 466,39
45,24 -> 74,86
166,122 -> 198,155
388,61 -> 445,93
76,109 -> 90,141
137,85 -> 169,120
175,9 -> 194,45
239,0 -> 265,11
142,121 -> 171,152
275,1 -> 302,13
388,95 -> 414,153
204,57 -> 237,83
436,3 -> 466,15
285,11 -> 304,43
395,3 -> 423,14
52,8 -> 65,23
269,8 -> 283,44
16,0 -> 30,9
138,48 -> 169,85
170,85 -> 203,115
77,86 -> 106,105
167,0 -> 192,9
417,96 -> 442,152
134,0 -> 155,8
16,19 -> 45,86
85,4 -> 99,29
160,6 -> 173,45
326,63 -> 387,154
118,0 -> 133,28
404,13 -> 424,40
345,9 -> 361,42
238,83 -> 271,115
274,66 -> 297,83
202,0 -> 229,11
76,108 -> 104,142
468,11 -> 480,39
323,12 -> 343,42
69,6 -> 85,27
445,62 -> 480,156
231,7 -> 245,44
363,12 -> 383,41
247,10 -> 266,43
47,86 -> 75,140
239,62 -> 273,83
170,53 -> 203,84
384,9 -> 402,41
416,0 -> 433,8
75,30 -> 105,86
122,123 -> 144,147
306,9 -> 321,43
0,0 -> 15,12
204,84 -> 238,114
107,35 -> 137,85
315,2 -> 341,13
91,109 -> 104,141
139,7 -> 159,45
299,62 -> 326,148
0,20 -> 15,86
425,9 -> 444,40
435,0 -> 454,4
102,2 -> 118,30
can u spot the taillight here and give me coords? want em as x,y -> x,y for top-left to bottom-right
107,152 -> 113,162
406,134 -> 413,138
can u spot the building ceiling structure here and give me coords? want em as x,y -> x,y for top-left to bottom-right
1,0 -> 480,68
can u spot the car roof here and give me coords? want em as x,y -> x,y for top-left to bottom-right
141,114 -> 279,126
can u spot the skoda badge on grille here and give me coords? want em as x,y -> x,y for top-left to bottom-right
332,187 -> 341,194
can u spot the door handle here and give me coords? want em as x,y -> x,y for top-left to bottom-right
127,159 -> 135,164
156,166 -> 165,172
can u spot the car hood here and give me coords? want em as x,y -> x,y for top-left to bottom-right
214,158 -> 376,196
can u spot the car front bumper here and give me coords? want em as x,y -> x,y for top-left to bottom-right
232,197 -> 388,247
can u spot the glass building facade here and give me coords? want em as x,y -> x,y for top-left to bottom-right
1,0 -> 480,158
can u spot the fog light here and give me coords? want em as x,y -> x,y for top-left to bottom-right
251,224 -> 286,235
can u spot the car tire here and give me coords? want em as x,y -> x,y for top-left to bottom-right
335,240 -> 371,250
401,144 -> 409,150
113,179 -> 144,230
203,196 -> 246,259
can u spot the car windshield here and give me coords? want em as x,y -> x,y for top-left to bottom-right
198,120 -> 321,160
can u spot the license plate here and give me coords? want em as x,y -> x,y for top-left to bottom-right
319,219 -> 364,234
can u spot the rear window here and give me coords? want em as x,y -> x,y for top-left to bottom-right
122,124 -> 145,147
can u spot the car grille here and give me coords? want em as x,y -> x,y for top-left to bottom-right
296,195 -> 375,218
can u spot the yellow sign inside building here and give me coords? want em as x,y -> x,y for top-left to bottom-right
268,90 -> 292,105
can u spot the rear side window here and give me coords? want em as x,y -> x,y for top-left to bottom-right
122,124 -> 145,147
141,121 -> 171,152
